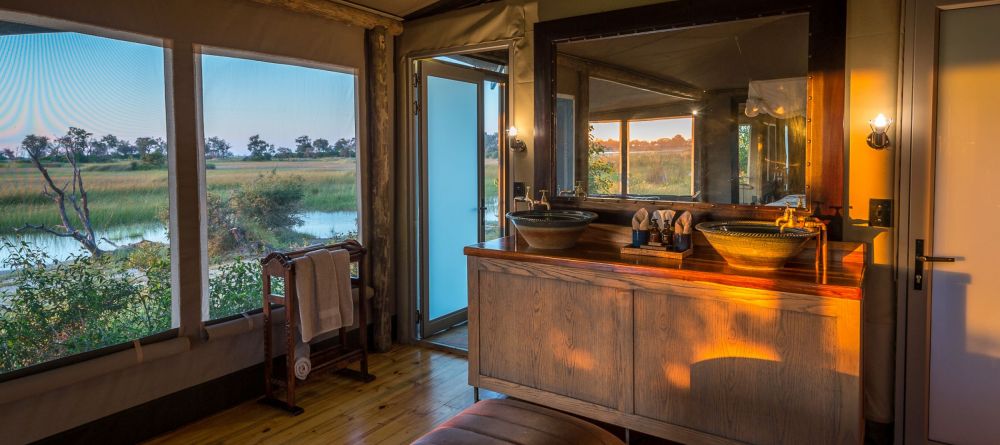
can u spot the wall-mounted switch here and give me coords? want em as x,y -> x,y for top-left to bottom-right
869,199 -> 892,228
513,182 -> 526,198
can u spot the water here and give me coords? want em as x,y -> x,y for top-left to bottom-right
0,210 -> 358,272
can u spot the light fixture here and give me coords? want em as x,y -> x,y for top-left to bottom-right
508,126 -> 527,152
867,113 -> 893,149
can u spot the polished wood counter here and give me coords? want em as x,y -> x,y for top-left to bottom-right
465,231 -> 865,444
464,235 -> 866,300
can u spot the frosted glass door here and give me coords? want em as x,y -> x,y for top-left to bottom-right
423,68 -> 481,331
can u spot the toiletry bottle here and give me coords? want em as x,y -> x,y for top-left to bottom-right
649,218 -> 661,245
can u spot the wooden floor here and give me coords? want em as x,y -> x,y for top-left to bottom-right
147,345 -> 494,445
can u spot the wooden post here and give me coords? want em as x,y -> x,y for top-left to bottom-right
366,26 -> 394,352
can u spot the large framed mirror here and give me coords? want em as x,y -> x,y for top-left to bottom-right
534,0 -> 845,215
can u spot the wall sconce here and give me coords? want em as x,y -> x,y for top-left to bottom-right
867,113 -> 893,150
508,126 -> 527,152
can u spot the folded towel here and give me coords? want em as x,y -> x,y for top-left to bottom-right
294,248 -> 354,342
674,211 -> 693,235
653,210 -> 676,230
632,208 -> 650,231
294,339 -> 311,380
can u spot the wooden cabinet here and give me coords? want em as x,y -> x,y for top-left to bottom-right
467,239 -> 864,445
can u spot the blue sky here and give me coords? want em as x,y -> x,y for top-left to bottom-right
0,31 -> 357,155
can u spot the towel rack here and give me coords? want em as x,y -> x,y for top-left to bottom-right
259,239 -> 376,415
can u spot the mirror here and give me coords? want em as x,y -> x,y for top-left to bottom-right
552,13 -> 810,207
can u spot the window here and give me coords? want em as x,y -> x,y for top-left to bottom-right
588,116 -> 695,197
199,50 -> 360,321
587,121 -> 622,195
626,117 -> 694,196
0,23 -> 172,373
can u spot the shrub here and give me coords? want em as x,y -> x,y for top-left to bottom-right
233,171 -> 305,232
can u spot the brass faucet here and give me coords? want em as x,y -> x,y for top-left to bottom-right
573,180 -> 587,198
775,205 -> 829,273
515,186 -> 551,210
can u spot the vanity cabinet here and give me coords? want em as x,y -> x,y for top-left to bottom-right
466,237 -> 864,445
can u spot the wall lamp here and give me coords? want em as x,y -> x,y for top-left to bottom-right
508,126 -> 527,152
867,113 -> 893,150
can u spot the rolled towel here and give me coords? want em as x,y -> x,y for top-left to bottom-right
632,208 -> 650,231
294,340 -> 311,380
653,210 -> 676,230
674,211 -> 693,235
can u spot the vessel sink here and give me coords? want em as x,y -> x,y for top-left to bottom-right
696,220 -> 818,271
507,210 -> 598,249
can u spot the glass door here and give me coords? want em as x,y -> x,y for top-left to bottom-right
418,60 -> 505,337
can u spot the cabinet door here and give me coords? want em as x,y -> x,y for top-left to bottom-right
478,268 -> 632,411
634,288 -> 860,445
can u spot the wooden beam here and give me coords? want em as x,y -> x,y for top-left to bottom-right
365,26 -> 394,352
557,53 -> 703,101
251,0 -> 403,35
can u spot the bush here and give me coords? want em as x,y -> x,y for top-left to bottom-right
0,240 -> 170,372
233,171 -> 305,232
207,258 -> 264,319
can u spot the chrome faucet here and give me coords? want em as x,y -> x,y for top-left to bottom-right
515,186 -> 551,210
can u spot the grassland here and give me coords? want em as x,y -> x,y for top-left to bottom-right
0,158 -> 358,234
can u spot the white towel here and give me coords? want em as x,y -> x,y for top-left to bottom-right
294,339 -> 311,380
293,248 -> 353,342
652,210 -> 676,230
674,211 -> 693,235
632,208 -> 650,231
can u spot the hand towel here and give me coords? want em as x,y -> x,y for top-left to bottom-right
632,208 -> 650,231
653,210 -> 676,230
674,211 -> 693,235
294,248 -> 354,342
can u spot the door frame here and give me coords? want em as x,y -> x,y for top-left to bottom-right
896,1 -> 1000,443
401,41 -> 514,346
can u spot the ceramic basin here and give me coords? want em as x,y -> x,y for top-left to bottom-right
507,210 -> 598,249
696,220 -> 818,271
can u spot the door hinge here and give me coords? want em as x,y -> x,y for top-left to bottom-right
413,101 -> 420,115
416,309 -> 421,320
413,73 -> 420,86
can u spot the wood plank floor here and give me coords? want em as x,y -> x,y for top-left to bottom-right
146,345 -> 494,445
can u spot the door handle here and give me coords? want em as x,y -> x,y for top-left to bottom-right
917,255 -> 956,263
914,239 -> 958,290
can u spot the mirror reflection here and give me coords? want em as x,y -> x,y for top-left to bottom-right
554,13 -> 809,206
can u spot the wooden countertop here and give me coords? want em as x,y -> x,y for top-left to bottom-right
464,235 -> 866,300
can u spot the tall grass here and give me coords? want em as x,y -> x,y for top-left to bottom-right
0,158 -> 358,234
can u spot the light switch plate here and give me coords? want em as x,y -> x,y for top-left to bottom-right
869,199 -> 892,228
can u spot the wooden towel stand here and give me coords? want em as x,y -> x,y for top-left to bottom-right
259,240 -> 376,415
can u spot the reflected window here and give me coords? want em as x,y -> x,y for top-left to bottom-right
627,117 -> 694,196
588,121 -> 621,195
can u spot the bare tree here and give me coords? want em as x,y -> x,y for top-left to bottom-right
16,133 -> 103,256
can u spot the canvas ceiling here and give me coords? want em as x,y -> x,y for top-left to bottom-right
351,0 -> 438,17
560,13 -> 808,113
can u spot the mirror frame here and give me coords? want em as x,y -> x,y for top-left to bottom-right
533,0 -> 846,216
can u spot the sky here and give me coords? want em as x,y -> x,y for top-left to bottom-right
0,30 -> 357,155
591,116 -> 694,142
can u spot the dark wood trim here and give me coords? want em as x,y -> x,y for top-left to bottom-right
533,0 -> 847,236
403,0 -> 499,21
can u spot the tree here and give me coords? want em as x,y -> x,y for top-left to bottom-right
246,134 -> 274,161
56,127 -> 91,161
333,137 -> 357,158
17,133 -> 102,256
115,139 -> 137,158
135,137 -> 163,158
90,134 -> 125,159
1,148 -> 15,160
294,135 -> 314,158
275,146 -> 293,159
205,136 -> 232,159
313,138 -> 333,157
587,125 -> 619,195
484,132 -> 499,159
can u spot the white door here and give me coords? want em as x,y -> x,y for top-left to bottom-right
901,1 -> 1000,444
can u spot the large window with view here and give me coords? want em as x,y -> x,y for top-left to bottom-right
0,23 -> 172,373
199,50 -> 360,321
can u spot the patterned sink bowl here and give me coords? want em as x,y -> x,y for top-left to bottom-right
696,220 -> 817,271
507,210 -> 598,250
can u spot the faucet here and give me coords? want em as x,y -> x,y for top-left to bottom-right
775,205 -> 829,273
573,180 -> 587,198
515,186 -> 551,210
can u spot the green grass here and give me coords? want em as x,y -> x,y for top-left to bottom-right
0,158 -> 358,234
